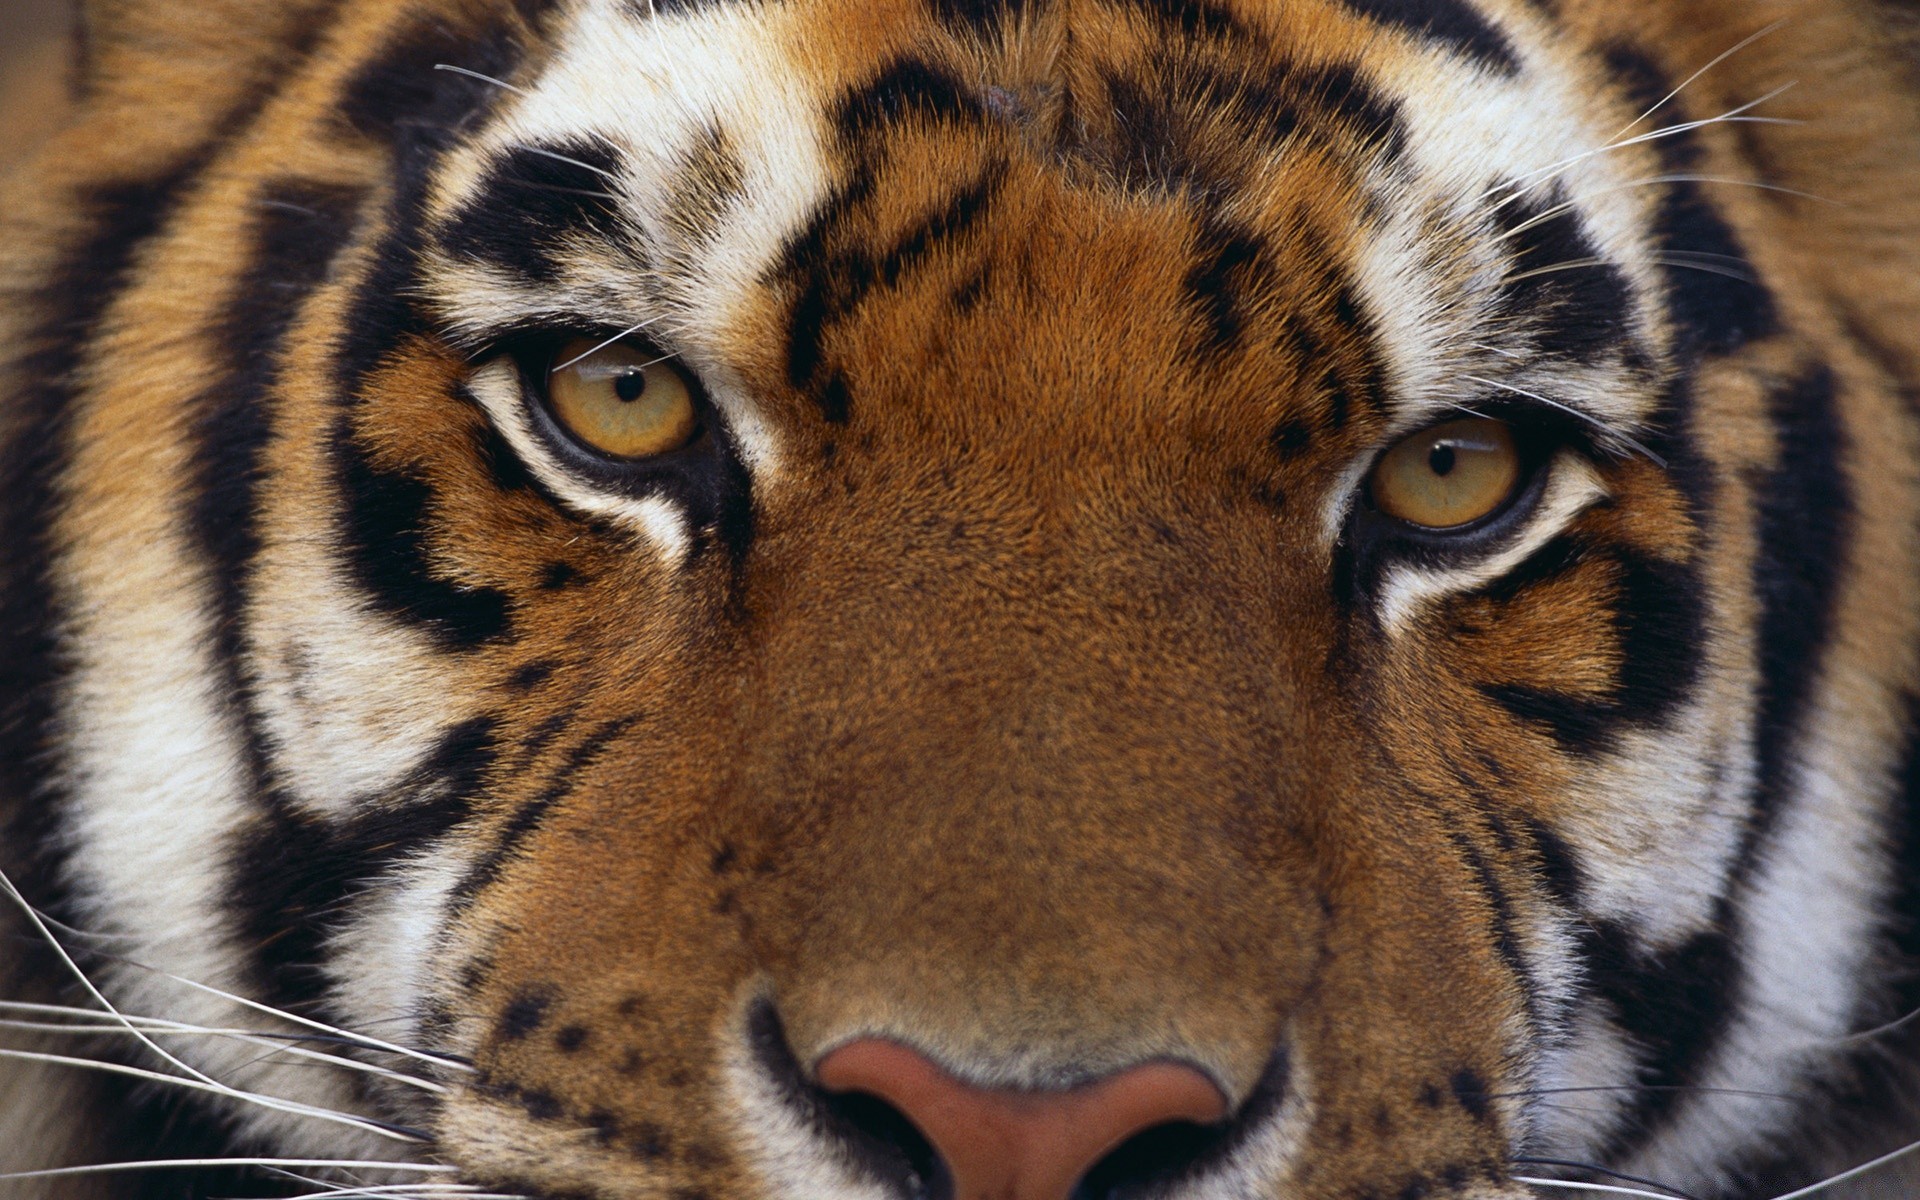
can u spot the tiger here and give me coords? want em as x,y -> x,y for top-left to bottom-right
3,0 -> 1920,1197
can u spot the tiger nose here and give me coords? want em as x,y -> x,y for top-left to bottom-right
815,1040 -> 1230,1200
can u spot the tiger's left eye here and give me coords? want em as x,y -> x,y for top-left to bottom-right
1368,417 -> 1521,529
547,338 -> 702,460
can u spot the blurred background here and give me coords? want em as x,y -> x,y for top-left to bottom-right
0,0 -> 73,165
1,0 -> 69,77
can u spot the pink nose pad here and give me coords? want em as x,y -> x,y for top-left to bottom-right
816,1040 -> 1229,1200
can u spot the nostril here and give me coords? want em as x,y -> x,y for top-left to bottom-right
1068,1118 -> 1224,1200
818,1040 -> 1228,1200
823,1086 -> 949,1200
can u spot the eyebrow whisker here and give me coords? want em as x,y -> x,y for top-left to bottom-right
433,63 -> 530,96
1460,374 -> 1668,468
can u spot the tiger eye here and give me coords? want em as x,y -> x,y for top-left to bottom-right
547,338 -> 701,460
1368,417 -> 1521,529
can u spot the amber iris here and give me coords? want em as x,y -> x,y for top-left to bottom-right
547,338 -> 701,459
1368,417 -> 1521,529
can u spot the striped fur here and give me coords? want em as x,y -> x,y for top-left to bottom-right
3,0 -> 1920,1197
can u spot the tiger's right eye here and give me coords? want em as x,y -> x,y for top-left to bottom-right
547,338 -> 702,460
1368,417 -> 1521,530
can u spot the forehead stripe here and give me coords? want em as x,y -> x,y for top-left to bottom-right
437,140 -> 633,285
837,58 -> 989,139
1108,0 -> 1253,42
1337,0 -> 1519,72
1489,192 -> 1633,365
779,161 -> 1006,417
1600,43 -> 1779,359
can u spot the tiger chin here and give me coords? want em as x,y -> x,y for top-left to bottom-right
3,0 -> 1920,1197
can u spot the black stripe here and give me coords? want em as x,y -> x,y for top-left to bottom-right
1602,368 -> 1850,1155
1338,0 -> 1518,71
1610,548 -> 1706,725
0,169 -> 208,916
1587,925 -> 1740,1150
191,184 -> 378,1021
437,140 -> 630,284
1476,545 -> 1704,754
1185,214 -> 1270,357
875,161 -> 1004,294
1478,683 -> 1615,754
338,9 -> 546,142
1733,361 -> 1851,854
1491,191 -> 1632,364
334,424 -> 513,647
1518,817 -> 1584,908
0,167 -> 295,1200
1888,695 -> 1920,976
192,180 -> 372,702
1096,61 -> 1404,196
1602,44 -> 1777,358
837,58 -> 986,141
333,12 -> 532,399
1445,827 -> 1543,1031
777,164 -> 1000,412
329,14 -> 536,645
1292,61 -> 1408,161
1103,0 -> 1249,40
929,0 -> 1041,33
228,717 -> 501,1012
777,168 -> 878,391
447,714 -> 643,915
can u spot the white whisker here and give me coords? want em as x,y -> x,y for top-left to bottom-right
251,1183 -> 505,1199
432,64 -> 529,97
553,316 -> 670,371
642,0 -> 693,99
71,941 -> 474,1072
1469,343 -> 1525,360
0,1015 -> 449,1095
1460,374 -> 1668,468
1491,173 -> 1836,251
1608,19 -> 1789,142
511,144 -> 623,185
1828,1002 -> 1920,1044
0,866 -> 239,1097
1764,1138 -> 1920,1199
0,1048 -> 429,1143
0,1159 -> 457,1183
1486,84 -> 1801,207
1515,1179 -> 1690,1200
1658,249 -> 1758,282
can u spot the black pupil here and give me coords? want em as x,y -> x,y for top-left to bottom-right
1428,443 -> 1457,477
614,369 -> 648,403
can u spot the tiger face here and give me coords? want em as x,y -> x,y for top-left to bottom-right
4,0 -> 1920,1198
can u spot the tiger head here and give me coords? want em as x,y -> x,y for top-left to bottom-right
4,0 -> 1920,1198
